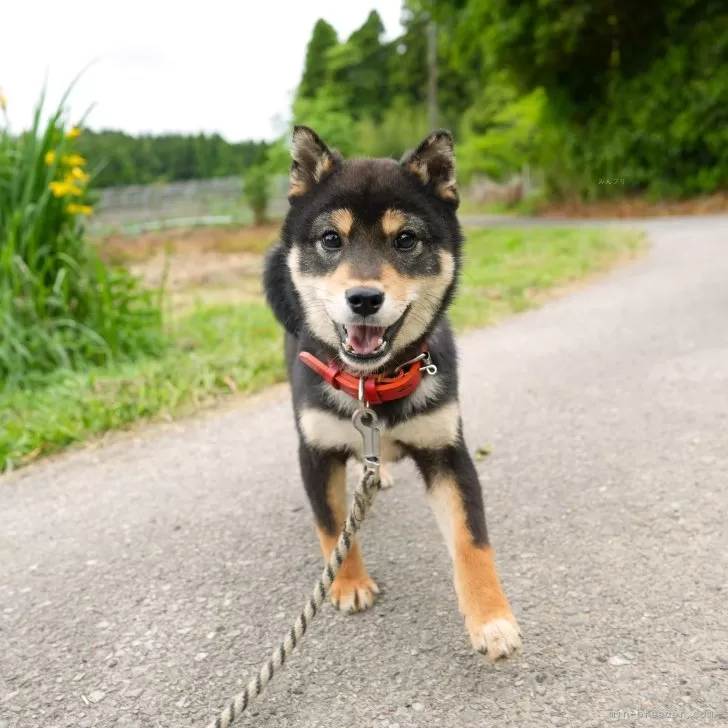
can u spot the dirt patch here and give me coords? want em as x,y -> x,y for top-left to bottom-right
94,222 -> 280,312
131,249 -> 262,290
97,222 -> 281,265
538,192 -> 728,219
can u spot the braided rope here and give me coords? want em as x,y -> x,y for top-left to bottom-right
206,468 -> 382,728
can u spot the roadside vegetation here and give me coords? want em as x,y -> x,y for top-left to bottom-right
0,214 -> 644,472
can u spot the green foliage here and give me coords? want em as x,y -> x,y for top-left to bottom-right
0,84 -> 164,386
242,163 -> 272,226
298,20 -> 339,101
75,129 -> 270,187
433,0 -> 728,200
456,76 -> 545,183
2,226 -> 642,471
292,91 -> 359,156
1,301 -> 284,471
356,100 -> 431,159
328,10 -> 392,120
535,12 -> 728,200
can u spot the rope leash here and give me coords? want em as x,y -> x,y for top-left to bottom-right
206,434 -> 383,727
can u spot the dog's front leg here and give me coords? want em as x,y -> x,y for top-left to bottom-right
298,441 -> 379,613
414,442 -> 522,661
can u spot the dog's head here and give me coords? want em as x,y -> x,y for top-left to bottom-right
280,125 -> 463,373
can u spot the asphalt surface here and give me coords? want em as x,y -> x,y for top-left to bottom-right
1,216 -> 727,728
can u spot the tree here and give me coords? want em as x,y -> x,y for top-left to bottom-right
432,0 -> 728,199
298,19 -> 339,101
75,131 -> 271,187
324,10 -> 392,121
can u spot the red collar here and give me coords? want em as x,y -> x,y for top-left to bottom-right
299,344 -> 433,405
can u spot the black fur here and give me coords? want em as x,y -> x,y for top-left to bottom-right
264,128 -> 490,545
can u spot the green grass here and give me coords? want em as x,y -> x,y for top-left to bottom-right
459,194 -> 546,217
0,226 -> 644,472
1,80 -> 165,387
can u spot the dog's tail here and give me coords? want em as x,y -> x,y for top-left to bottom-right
263,241 -> 301,336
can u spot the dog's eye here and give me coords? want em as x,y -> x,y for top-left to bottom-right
394,230 -> 418,251
321,230 -> 342,250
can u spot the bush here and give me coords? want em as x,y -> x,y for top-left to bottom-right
455,73 -> 546,184
242,163 -> 273,226
356,100 -> 431,159
540,16 -> 728,201
0,83 -> 164,387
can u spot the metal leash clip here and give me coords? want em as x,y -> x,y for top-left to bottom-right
352,378 -> 381,474
394,350 -> 438,377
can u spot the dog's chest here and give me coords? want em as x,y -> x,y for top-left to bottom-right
298,378 -> 459,458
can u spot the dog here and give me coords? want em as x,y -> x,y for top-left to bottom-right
262,126 -> 522,662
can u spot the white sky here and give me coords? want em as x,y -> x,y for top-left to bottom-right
1,0 -> 403,142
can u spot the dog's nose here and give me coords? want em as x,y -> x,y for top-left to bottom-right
345,287 -> 385,317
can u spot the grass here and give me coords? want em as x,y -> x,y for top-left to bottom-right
1,80 -> 165,388
0,226 -> 644,472
459,194 -> 546,217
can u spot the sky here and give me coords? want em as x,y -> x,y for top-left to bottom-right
1,0 -> 403,142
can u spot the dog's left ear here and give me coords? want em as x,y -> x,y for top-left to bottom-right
289,125 -> 337,198
401,130 -> 458,205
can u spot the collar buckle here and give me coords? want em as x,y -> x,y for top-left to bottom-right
395,350 -> 438,377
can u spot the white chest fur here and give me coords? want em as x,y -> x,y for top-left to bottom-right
298,394 -> 460,460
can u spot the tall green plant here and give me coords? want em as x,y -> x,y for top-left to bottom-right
0,81 -> 164,387
356,100 -> 431,159
242,163 -> 272,226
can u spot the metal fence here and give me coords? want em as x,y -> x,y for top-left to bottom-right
90,175 -> 290,233
89,170 -> 541,235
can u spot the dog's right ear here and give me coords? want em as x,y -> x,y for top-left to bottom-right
289,126 -> 337,198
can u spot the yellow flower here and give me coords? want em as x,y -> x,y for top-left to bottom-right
0,88 -> 7,112
45,150 -> 57,165
61,154 -> 86,166
67,203 -> 93,215
50,180 -> 70,197
70,166 -> 89,183
66,126 -> 81,140
49,180 -> 83,197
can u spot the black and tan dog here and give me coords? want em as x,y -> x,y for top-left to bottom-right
263,126 -> 522,661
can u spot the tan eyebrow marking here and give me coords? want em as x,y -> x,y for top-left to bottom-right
381,208 -> 407,237
329,208 -> 354,237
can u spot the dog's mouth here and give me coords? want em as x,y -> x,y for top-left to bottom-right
337,313 -> 408,361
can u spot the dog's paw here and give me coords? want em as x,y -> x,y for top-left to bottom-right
362,462 -> 395,489
331,575 -> 379,614
466,615 -> 523,663
379,464 -> 395,489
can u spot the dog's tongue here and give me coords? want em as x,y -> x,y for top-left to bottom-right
346,325 -> 386,355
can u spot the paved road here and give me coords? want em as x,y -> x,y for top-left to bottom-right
2,216 -> 727,728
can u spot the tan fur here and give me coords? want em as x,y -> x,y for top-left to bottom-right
314,154 -> 334,182
377,262 -> 410,302
427,476 -> 522,661
330,208 -> 354,237
389,401 -> 459,449
403,133 -> 458,202
316,460 -> 378,612
287,242 -> 455,370
395,250 -> 455,349
288,180 -> 307,197
288,128 -> 335,196
299,401 -> 459,455
326,261 -> 357,294
381,208 -> 407,237
404,160 -> 430,185
286,248 -> 341,349
438,181 -> 458,201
